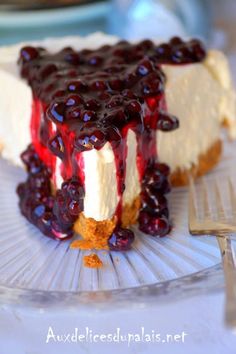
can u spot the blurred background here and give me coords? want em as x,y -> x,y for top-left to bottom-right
0,0 -> 235,57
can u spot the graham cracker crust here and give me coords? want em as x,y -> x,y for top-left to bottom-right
71,139 -> 222,249
121,196 -> 141,228
72,196 -> 141,250
73,213 -> 116,250
170,139 -> 222,187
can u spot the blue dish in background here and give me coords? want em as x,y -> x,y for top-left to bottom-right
108,0 -> 211,42
0,1 -> 109,45
0,0 -> 211,46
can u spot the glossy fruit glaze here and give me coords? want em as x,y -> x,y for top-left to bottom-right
17,37 -> 206,248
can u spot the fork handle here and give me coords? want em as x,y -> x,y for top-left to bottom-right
217,235 -> 236,328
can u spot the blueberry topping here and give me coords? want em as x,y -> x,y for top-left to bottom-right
108,227 -> 135,251
17,37 -> 206,242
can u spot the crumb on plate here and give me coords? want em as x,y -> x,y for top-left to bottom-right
83,254 -> 103,268
70,239 -> 94,250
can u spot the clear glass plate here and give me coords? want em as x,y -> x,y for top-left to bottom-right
0,138 -> 235,309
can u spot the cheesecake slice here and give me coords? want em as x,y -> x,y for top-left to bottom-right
0,33 -> 235,250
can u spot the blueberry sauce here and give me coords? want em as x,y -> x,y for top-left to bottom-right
138,162 -> 171,237
18,145 -> 84,240
17,37 -> 206,246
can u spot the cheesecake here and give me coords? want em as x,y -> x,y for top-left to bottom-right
0,33 -> 235,252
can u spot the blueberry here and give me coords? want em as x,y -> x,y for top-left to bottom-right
74,129 -> 106,151
139,212 -> 170,237
48,134 -> 65,158
20,46 -> 39,63
108,227 -> 135,251
47,101 -> 66,124
157,112 -> 179,132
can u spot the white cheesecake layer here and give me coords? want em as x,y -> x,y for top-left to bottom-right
158,61 -> 230,171
0,67 -> 32,165
0,33 -> 235,221
82,141 -> 119,221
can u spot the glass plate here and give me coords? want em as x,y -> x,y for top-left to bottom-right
0,138 -> 235,309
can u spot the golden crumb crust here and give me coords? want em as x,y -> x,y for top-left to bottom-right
170,139 -> 222,187
72,197 -> 140,250
121,196 -> 141,228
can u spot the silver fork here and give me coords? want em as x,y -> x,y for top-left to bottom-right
188,175 -> 236,328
